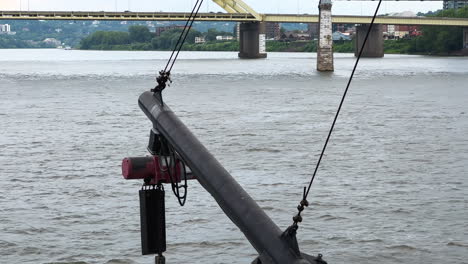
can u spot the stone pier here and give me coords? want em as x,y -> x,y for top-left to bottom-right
238,22 -> 267,59
354,24 -> 384,58
317,0 -> 333,71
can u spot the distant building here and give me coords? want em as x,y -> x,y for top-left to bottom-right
281,31 -> 311,41
333,24 -> 346,33
395,25 -> 421,38
385,25 -> 395,34
146,21 -> 156,32
0,24 -> 15,35
0,24 -> 11,33
332,31 -> 351,41
307,24 -> 319,39
443,0 -> 468,9
43,38 -> 61,47
195,36 -> 206,44
266,23 -> 281,40
156,25 -> 186,36
383,25 -> 421,39
216,35 -> 234,41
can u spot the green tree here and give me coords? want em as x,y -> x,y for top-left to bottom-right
129,25 -> 153,43
409,6 -> 468,54
205,28 -> 219,42
151,28 -> 202,50
80,31 -> 130,49
232,25 -> 238,38
280,27 -> 286,35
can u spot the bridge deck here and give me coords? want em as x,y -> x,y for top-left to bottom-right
1,11 -> 468,26
0,11 -> 257,22
265,14 -> 468,26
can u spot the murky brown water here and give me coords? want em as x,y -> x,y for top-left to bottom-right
1,49 -> 467,264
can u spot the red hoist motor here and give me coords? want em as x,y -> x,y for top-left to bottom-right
122,128 -> 195,264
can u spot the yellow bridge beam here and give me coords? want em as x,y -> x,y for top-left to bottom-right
264,14 -> 468,26
0,11 -> 257,22
212,0 -> 262,20
1,11 -> 468,26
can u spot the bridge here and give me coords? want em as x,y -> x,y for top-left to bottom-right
1,0 -> 467,71
1,11 -> 468,26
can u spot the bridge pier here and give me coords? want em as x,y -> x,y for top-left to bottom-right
238,22 -> 267,59
317,0 -> 333,71
463,27 -> 468,49
354,24 -> 384,58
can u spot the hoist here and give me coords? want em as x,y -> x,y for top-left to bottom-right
120,0 -> 384,262
122,91 -> 327,264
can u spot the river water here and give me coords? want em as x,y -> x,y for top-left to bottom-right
0,49 -> 467,264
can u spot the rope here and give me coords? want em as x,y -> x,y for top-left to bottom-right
289,0 -> 383,230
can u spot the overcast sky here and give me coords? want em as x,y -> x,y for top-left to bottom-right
1,0 -> 443,16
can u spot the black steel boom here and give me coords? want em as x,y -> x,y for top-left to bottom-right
138,91 -> 323,264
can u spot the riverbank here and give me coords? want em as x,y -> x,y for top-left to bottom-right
3,39 -> 466,56
76,39 -> 467,56
75,7 -> 468,56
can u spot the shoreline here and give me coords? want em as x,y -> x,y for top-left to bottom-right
1,47 -> 468,57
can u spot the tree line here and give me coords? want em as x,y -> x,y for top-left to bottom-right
79,7 -> 468,55
408,7 -> 468,54
79,25 -> 234,51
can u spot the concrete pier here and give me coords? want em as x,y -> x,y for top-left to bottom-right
238,22 -> 267,59
317,0 -> 334,71
354,24 -> 384,58
463,27 -> 468,49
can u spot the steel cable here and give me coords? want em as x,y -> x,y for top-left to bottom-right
291,0 -> 384,229
163,0 -> 204,73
